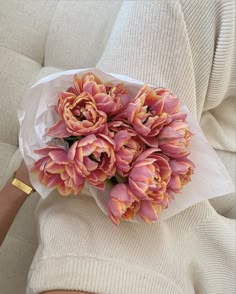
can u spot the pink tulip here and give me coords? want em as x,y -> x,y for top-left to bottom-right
108,120 -> 131,138
89,82 -> 130,115
99,82 -> 131,114
31,146 -> 85,196
127,85 -> 168,138
60,163 -> 85,195
82,73 -> 106,96
114,130 -> 145,177
108,120 -> 146,177
68,73 -> 106,96
158,120 -> 193,158
69,74 -> 131,115
138,200 -> 161,223
47,92 -> 107,138
107,183 -> 140,225
68,134 -> 116,190
154,88 -> 180,115
128,148 -> 172,201
168,157 -> 195,193
138,190 -> 172,223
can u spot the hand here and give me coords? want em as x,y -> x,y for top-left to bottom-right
15,160 -> 32,188
0,160 -> 33,246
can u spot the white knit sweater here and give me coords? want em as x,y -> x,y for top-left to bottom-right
27,1 -> 235,293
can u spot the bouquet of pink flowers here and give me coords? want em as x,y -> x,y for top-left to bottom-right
30,72 -> 195,225
19,69 -> 234,225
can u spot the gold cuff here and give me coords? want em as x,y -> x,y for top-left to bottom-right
11,174 -> 34,196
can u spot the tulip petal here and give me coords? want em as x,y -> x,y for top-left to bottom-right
83,156 -> 98,171
107,208 -> 120,226
46,162 -> 65,174
128,178 -> 148,199
163,96 -> 179,114
34,146 -> 61,156
78,135 -> 97,147
130,166 -> 153,182
158,127 -> 182,143
31,156 -> 49,173
68,142 -> 78,161
49,150 -> 68,164
47,120 -> 71,138
138,135 -> 159,148
168,175 -> 182,192
73,74 -> 82,94
110,183 -> 132,202
114,131 -> 131,150
134,148 -> 160,162
57,183 -> 73,196
138,200 -> 159,223
169,159 -> 188,174
171,112 -> 187,122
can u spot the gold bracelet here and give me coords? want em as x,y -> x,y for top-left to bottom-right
11,173 -> 34,196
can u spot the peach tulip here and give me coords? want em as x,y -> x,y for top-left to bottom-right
31,146 -> 85,196
98,82 -> 131,115
127,85 -> 168,138
68,134 -> 116,189
89,82 -> 130,115
128,148 -> 172,201
47,92 -> 107,138
69,74 -> 130,115
107,183 -> 140,225
158,121 -> 192,158
154,87 -> 180,115
168,157 -> 195,192
108,120 -> 131,138
114,130 -> 145,177
68,73 -> 106,96
138,200 -> 161,223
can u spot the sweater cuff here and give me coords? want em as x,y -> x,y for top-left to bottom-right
27,255 -> 183,294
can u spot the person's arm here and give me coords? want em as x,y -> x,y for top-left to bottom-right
0,161 -> 33,246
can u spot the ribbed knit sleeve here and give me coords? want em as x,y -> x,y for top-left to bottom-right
27,193 -> 235,294
97,0 -> 236,152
